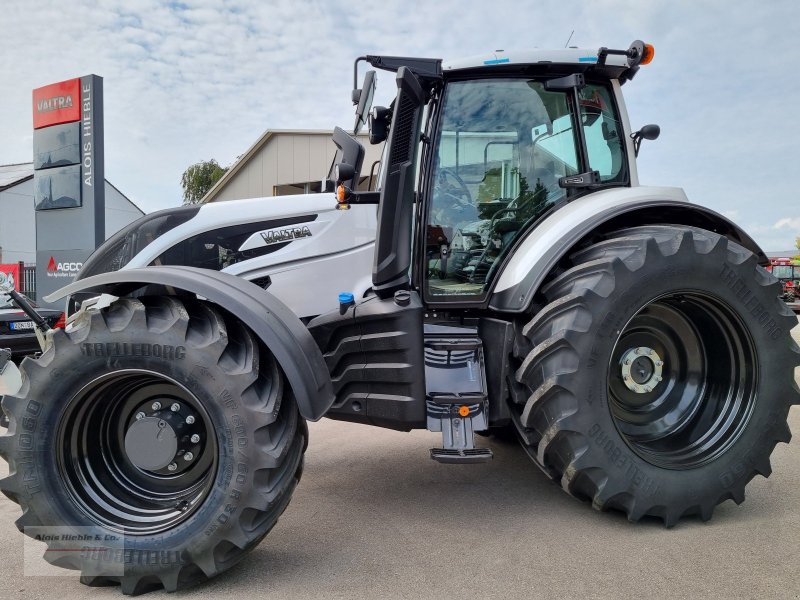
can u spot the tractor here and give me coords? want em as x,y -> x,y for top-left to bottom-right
0,40 -> 797,595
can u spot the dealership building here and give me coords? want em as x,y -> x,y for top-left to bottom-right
0,162 -> 143,294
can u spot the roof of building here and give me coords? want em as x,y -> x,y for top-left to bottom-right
767,250 -> 799,258
201,129 -> 369,204
0,162 -> 144,214
0,162 -> 34,192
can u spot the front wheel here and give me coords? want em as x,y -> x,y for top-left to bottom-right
512,226 -> 799,525
0,297 -> 306,594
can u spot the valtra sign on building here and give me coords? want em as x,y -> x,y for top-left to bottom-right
32,75 -> 105,307
32,79 -> 81,129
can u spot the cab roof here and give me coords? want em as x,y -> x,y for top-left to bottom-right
360,43 -> 644,83
443,47 -> 629,71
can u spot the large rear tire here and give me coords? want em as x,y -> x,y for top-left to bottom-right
0,297 -> 306,594
511,226 -> 799,525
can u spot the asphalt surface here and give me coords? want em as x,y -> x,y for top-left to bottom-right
0,319 -> 798,599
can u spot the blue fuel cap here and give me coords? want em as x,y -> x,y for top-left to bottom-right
338,292 -> 355,305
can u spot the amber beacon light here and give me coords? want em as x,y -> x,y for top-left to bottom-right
641,43 -> 655,65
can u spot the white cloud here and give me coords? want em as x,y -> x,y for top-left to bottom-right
774,217 -> 800,230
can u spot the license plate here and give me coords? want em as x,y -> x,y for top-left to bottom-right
10,321 -> 35,330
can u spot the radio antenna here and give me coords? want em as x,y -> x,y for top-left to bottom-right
564,30 -> 574,48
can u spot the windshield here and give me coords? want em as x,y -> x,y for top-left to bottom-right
772,264 -> 800,280
425,77 -> 626,299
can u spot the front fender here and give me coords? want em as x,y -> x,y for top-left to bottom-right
490,186 -> 768,313
45,266 -> 335,421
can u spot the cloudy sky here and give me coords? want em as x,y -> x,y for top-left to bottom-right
2,0 -> 799,250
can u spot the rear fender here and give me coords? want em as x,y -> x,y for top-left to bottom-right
490,186 -> 768,313
45,266 -> 335,421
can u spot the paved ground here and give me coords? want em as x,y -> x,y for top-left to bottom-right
0,319 -> 798,599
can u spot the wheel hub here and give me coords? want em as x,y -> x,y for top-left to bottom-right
123,398 -> 205,475
124,417 -> 178,471
620,346 -> 663,394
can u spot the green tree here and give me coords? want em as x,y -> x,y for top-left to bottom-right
180,159 -> 228,204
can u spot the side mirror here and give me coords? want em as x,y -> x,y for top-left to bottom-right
353,70 -> 376,135
368,106 -> 390,145
631,124 -> 660,156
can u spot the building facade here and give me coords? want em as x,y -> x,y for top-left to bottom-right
202,130 -> 383,203
0,162 -> 143,265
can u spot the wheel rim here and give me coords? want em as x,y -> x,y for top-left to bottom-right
607,293 -> 757,470
57,370 -> 218,535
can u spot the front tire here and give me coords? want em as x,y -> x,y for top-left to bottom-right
512,226 -> 799,525
0,297 -> 306,594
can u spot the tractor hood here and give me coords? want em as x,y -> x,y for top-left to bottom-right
76,193 -> 378,318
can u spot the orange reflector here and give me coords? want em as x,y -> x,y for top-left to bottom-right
458,406 -> 470,417
641,43 -> 655,65
337,184 -> 347,202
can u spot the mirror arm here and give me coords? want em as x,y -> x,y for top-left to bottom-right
353,56 -> 367,104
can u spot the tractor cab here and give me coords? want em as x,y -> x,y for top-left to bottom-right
424,76 -> 627,298
334,41 -> 658,306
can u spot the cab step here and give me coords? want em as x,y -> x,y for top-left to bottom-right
430,447 -> 493,464
424,324 -> 492,464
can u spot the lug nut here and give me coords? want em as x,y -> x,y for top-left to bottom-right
151,401 -> 162,411
655,376 -> 662,382
171,403 -> 181,412
167,462 -> 177,472
190,434 -> 200,444
135,412 -> 145,420
185,415 -> 195,425
625,359 -> 631,365
183,452 -> 194,461
656,361 -> 664,367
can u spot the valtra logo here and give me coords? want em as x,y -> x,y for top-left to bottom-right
32,78 -> 81,129
37,95 -> 73,113
47,256 -> 83,278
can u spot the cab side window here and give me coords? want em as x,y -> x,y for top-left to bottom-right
580,85 -> 626,183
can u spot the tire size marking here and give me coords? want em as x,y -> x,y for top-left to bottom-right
206,415 -> 249,537
588,423 -> 659,496
17,400 -> 43,496
80,342 -> 187,360
719,263 -> 783,339
220,388 -> 237,410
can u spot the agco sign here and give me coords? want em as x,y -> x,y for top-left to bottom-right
46,256 -> 83,278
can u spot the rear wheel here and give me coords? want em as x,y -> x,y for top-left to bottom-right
0,297 -> 306,594
512,226 -> 799,525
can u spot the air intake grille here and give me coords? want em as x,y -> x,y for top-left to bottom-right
389,94 -> 416,166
